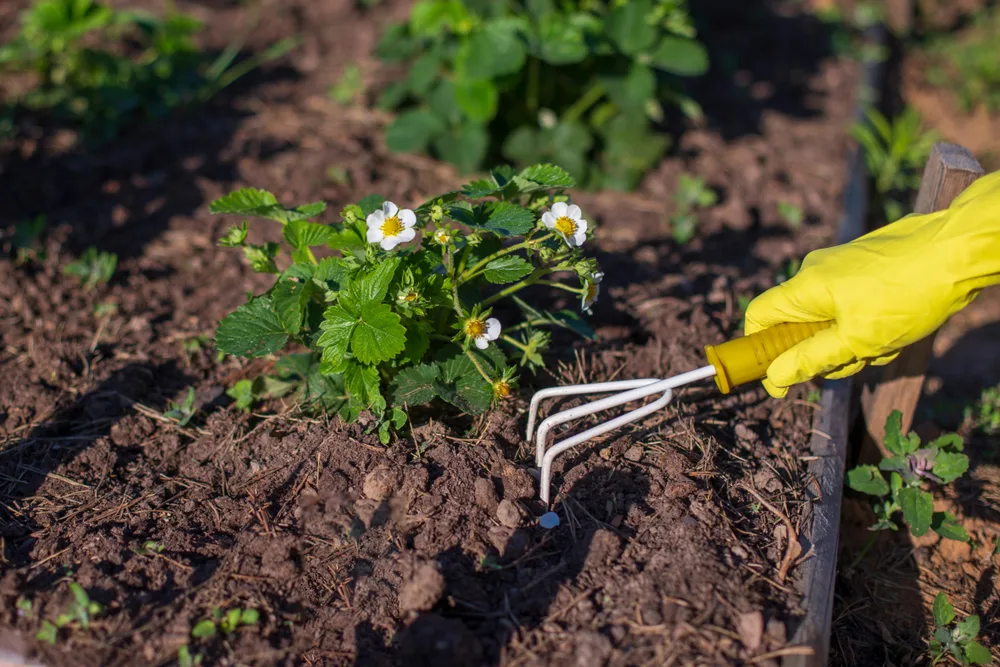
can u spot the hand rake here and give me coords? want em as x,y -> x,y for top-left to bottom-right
528,321 -> 831,505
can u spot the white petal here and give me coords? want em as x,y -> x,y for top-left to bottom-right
485,318 -> 501,340
572,232 -> 587,247
367,227 -> 385,243
593,271 -> 604,283
575,218 -> 588,234
381,236 -> 401,250
366,210 -> 385,228
397,227 -> 416,243
383,201 -> 398,217
541,212 -> 557,228
474,336 -> 489,350
567,204 -> 582,220
551,201 -> 568,217
399,209 -> 416,227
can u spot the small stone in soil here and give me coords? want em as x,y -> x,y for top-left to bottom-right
539,512 -> 560,529
399,561 -> 446,613
496,499 -> 521,528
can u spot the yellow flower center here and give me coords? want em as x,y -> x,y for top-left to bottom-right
554,216 -> 577,236
403,291 -> 418,302
464,319 -> 486,337
493,381 -> 510,398
434,230 -> 449,243
381,216 -> 403,237
585,282 -> 598,303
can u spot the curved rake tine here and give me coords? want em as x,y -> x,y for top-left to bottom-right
526,379 -> 659,444
533,379 -> 664,467
540,389 -> 673,505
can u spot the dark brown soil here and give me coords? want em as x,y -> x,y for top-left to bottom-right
1,1 -> 861,665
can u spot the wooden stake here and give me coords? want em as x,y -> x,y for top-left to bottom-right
859,143 -> 984,457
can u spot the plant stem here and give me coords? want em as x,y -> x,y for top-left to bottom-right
481,267 -> 549,308
464,348 -> 493,384
561,80 -> 605,125
500,334 -> 528,352
458,233 -> 554,284
847,532 -> 879,571
451,282 -> 466,318
536,279 -> 583,295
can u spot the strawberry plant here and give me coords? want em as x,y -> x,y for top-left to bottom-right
930,593 -> 993,666
212,164 -> 600,437
376,0 -> 708,190
0,0 -> 295,141
847,410 -> 970,543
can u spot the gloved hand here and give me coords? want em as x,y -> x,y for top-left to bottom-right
745,170 -> 1000,398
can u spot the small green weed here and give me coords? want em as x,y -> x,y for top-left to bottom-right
670,173 -> 717,244
850,107 -> 938,223
329,64 -> 363,105
965,384 -> 1000,435
164,388 -> 197,426
191,607 -> 260,640
377,0 -> 708,189
62,247 -> 117,290
777,201 -> 803,228
132,539 -> 164,556
35,580 -> 105,645
846,410 -> 970,544
925,8 -> 1000,114
226,378 -> 257,413
930,592 -> 992,665
0,0 -> 296,141
178,645 -> 203,667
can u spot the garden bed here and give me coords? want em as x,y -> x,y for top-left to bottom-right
1,1 -> 862,665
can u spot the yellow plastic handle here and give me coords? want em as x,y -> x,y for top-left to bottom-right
704,321 -> 833,394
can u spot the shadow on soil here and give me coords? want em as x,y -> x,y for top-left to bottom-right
352,467 -> 651,666
0,361 -> 193,568
0,53 -> 298,261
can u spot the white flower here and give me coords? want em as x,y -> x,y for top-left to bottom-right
366,201 -> 416,250
464,316 -> 501,350
581,271 -> 603,313
542,201 -> 588,247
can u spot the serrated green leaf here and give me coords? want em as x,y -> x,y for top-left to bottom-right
964,641 -> 992,665
482,201 -> 535,236
846,465 -> 890,497
462,177 -> 502,198
933,450 -> 969,484
537,14 -> 588,64
283,220 -> 333,249
649,36 -> 709,76
453,371 -> 493,413
956,614 -> 981,639
271,279 -> 314,335
226,379 -> 256,412
516,163 -> 575,190
605,0 -> 655,55
243,243 -> 280,274
317,304 -> 356,367
455,78 -> 498,123
483,256 -> 533,284
345,363 -> 384,412
357,195 -> 387,217
456,25 -> 526,80
510,296 -> 596,340
386,109 -> 446,153
930,433 -> 964,452
883,409 -> 907,455
392,364 -> 440,405
345,257 -> 401,307
402,323 -> 430,363
351,303 -> 406,365
219,222 -> 249,247
899,486 -> 933,536
210,188 -> 279,216
933,592 -> 955,627
313,257 -> 353,290
216,298 -> 289,358
932,511 -> 970,542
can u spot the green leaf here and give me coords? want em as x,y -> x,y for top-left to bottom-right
386,109 -> 446,153
930,433 -> 964,452
649,36 -> 709,76
402,323 -> 430,363
219,222 -> 249,247
956,614 -> 980,639
317,304 -> 356,368
351,303 -> 406,365
69,582 -> 90,607
846,465 -> 890,497
391,407 -> 407,428
462,176 -> 503,198
483,256 -> 534,284
191,619 -> 217,640
964,641 -> 992,665
516,163 -> 575,190
932,451 -> 969,484
226,379 -> 255,412
454,78 -> 498,123
933,592 -> 955,627
883,410 -> 909,456
36,620 -> 58,645
222,609 -> 241,634
392,364 -> 440,405
452,371 -> 493,414
215,298 -> 289,358
410,0 -> 469,37
898,486 -> 933,536
432,122 -> 489,174
406,51 -> 442,95
358,195 -> 387,217
502,126 -> 542,165
344,257 -> 401,306
427,80 -> 462,124
932,511 -> 970,542
271,279 -> 314,335
537,14 -> 588,64
482,201 -> 536,236
345,363 -> 384,411
455,24 -> 526,80
209,188 -> 279,216
243,243 -> 280,273
602,64 -> 656,114
283,220 -> 333,249
511,296 -> 596,340
605,0 -> 656,55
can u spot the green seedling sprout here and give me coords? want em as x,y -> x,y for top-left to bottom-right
670,173 -> 717,244
178,645 -> 204,667
377,0 -> 707,189
164,388 -> 197,426
62,247 -> 117,290
925,8 -> 1000,114
965,384 -> 1000,435
211,163 -> 601,437
777,202 -> 803,228
930,593 -> 993,665
191,607 -> 260,640
36,579 -> 105,644
846,410 -> 971,567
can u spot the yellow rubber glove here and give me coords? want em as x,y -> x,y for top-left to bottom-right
745,169 -> 1000,398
